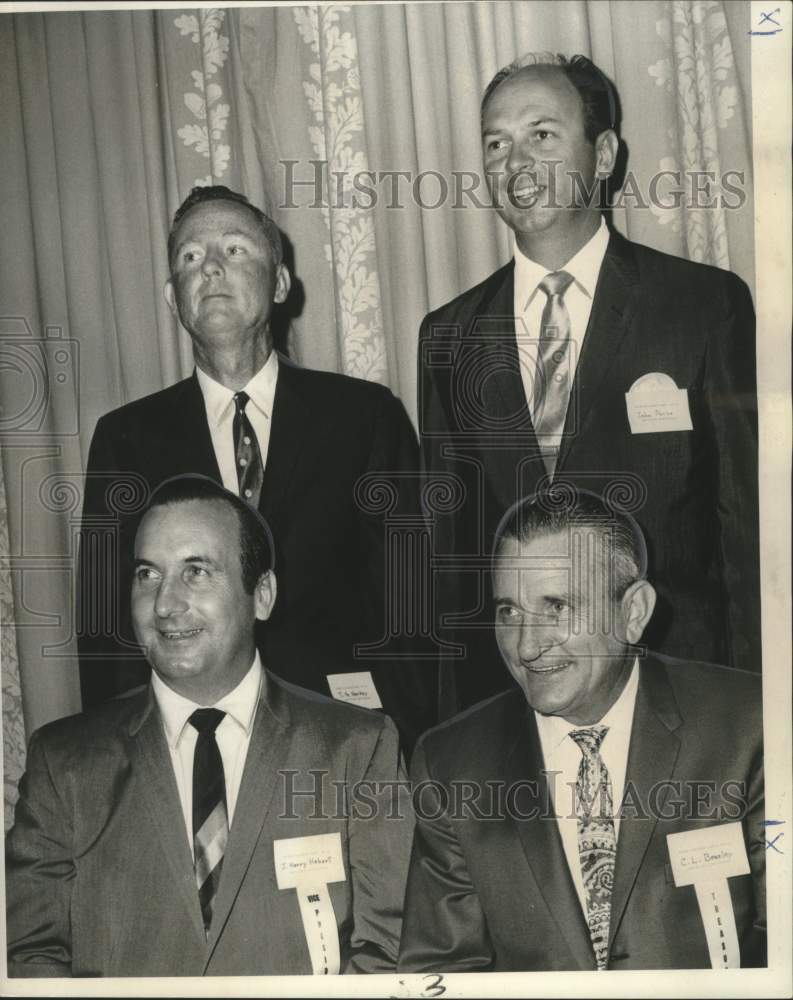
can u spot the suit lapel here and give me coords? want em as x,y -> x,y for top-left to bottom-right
203,673 -> 294,969
557,232 -> 639,472
608,656 -> 682,949
167,374 -> 222,482
259,359 -> 315,520
128,692 -> 206,943
500,697 -> 596,969
465,264 -> 542,510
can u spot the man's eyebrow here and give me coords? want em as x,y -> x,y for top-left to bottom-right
482,114 -> 561,137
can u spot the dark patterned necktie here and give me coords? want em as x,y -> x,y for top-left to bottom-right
189,708 -> 228,936
570,725 -> 616,971
532,270 -> 575,477
232,391 -> 264,507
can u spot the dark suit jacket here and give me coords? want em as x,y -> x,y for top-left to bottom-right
6,671 -> 414,977
78,357 -> 437,752
397,654 -> 765,972
419,231 -> 760,712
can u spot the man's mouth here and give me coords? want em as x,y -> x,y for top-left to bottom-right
159,628 -> 203,641
509,175 -> 545,208
525,660 -> 571,675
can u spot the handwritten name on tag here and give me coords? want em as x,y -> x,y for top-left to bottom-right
667,822 -> 750,887
274,833 -> 346,890
625,372 -> 693,434
327,671 -> 383,709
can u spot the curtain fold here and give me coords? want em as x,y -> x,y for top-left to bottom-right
0,3 -> 756,789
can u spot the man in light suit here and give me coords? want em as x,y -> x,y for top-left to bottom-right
419,53 -> 760,714
79,184 -> 436,753
7,475 -> 414,977
398,488 -> 765,972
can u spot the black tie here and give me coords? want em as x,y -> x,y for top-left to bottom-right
233,391 -> 264,508
189,708 -> 228,935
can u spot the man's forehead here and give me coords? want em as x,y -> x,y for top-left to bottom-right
173,199 -> 264,241
136,498 -> 237,554
484,65 -> 582,122
496,529 -> 608,576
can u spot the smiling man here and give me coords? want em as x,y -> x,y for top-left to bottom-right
398,488 -> 765,972
7,475 -> 413,977
419,52 -> 760,716
78,185 -> 436,754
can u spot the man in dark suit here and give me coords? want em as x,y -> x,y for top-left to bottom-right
8,476 -> 413,977
398,489 -> 765,972
419,53 -> 760,715
79,185 -> 436,752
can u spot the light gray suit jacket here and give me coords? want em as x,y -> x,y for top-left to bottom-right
6,672 -> 414,976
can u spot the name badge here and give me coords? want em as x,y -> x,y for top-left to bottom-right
274,833 -> 346,975
625,372 -> 693,434
327,671 -> 383,709
667,822 -> 750,885
667,823 -> 750,969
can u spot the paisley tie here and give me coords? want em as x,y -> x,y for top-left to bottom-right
570,725 -> 616,970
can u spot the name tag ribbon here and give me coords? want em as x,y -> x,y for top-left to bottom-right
667,822 -> 750,969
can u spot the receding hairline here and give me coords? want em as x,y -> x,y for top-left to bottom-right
482,63 -> 588,127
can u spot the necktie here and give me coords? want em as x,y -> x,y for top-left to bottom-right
233,391 -> 264,507
532,271 -> 575,477
190,708 -> 228,936
570,725 -> 616,971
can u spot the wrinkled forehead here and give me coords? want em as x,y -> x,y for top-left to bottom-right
172,199 -> 269,246
494,529 -> 610,598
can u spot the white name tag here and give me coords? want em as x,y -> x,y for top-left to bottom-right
327,671 -> 383,709
625,373 -> 693,434
274,832 -> 346,890
667,822 -> 750,885
667,823 -> 750,969
274,833 -> 346,975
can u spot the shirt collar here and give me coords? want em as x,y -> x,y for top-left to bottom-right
514,217 -> 610,312
152,652 -> 263,749
534,656 -> 639,752
195,350 -> 279,428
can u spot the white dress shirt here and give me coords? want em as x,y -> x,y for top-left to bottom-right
534,659 -> 639,913
195,350 -> 278,494
151,654 -> 263,854
513,217 -> 610,411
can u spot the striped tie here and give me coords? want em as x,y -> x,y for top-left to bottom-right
533,270 -> 575,477
189,708 -> 228,935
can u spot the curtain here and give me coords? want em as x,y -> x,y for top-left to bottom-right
0,2 -> 755,791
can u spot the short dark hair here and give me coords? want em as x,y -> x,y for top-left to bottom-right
493,485 -> 647,600
481,52 -> 617,144
167,185 -> 283,271
139,474 -> 274,593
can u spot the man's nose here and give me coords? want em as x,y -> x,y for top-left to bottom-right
517,618 -> 557,662
154,576 -> 189,618
201,246 -> 225,277
507,136 -> 535,174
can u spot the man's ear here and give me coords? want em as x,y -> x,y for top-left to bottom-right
621,579 -> 656,644
274,264 -> 291,305
254,569 -> 277,622
594,128 -> 619,180
164,279 -> 178,316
